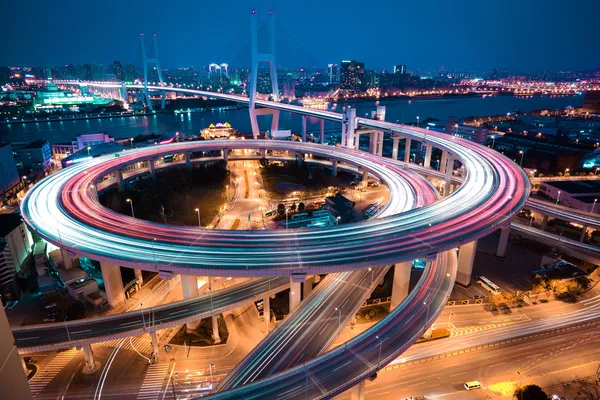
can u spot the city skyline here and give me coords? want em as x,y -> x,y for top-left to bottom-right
2,0 -> 600,72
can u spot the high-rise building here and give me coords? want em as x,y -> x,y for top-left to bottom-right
111,61 -> 124,81
340,60 -> 365,92
394,65 -> 407,74
0,144 -> 19,196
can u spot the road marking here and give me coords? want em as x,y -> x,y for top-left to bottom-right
71,329 -> 92,335
333,361 -> 352,372
28,348 -> 78,396
449,371 -> 466,377
168,308 -> 189,316
136,363 -> 171,400
489,362 -> 506,368
407,381 -> 426,387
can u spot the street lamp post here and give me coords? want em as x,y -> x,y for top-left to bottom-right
556,190 -> 561,205
285,208 -> 289,229
565,168 -> 570,176
491,135 -> 496,149
209,363 -> 215,383
195,208 -> 201,227
368,267 -> 373,285
376,335 -> 383,370
519,150 -> 524,167
416,116 -> 420,127
169,372 -> 178,399
87,146 -> 91,157
335,307 -> 342,329
592,199 -> 598,213
336,216 -> 341,225
126,198 -> 135,219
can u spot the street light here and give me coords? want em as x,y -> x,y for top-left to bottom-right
491,135 -> 496,149
564,167 -> 570,176
416,116 -> 420,127
592,199 -> 597,213
87,146 -> 91,157
335,307 -> 342,328
209,363 -> 215,383
169,372 -> 178,399
375,335 -> 383,370
195,207 -> 201,227
126,198 -> 135,219
518,150 -> 524,167
556,190 -> 561,205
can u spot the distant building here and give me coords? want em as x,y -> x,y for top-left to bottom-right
52,132 -> 116,161
394,65 -> 407,74
61,141 -> 124,168
325,193 -> 355,222
0,144 -> 20,196
11,140 -> 53,172
340,60 -> 365,92
112,60 -> 124,81
0,214 -> 33,301
426,118 -> 494,145
328,64 -> 339,84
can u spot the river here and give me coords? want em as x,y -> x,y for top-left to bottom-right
0,94 -> 582,144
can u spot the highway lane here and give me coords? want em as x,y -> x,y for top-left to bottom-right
336,321 -> 600,400
13,277 -> 289,352
204,251 -> 457,399
216,266 -> 391,391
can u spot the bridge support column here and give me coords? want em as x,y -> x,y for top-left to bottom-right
259,148 -> 266,158
296,152 -> 304,166
100,261 -> 125,307
580,226 -> 588,242
263,295 -> 271,334
377,132 -> 384,156
349,380 -> 366,400
148,159 -> 156,180
289,277 -> 302,313
541,215 -> 549,230
82,344 -> 99,373
496,226 -> 510,258
181,275 -> 199,299
223,150 -> 229,169
185,153 -> 192,171
116,170 -> 124,192
320,119 -> 325,144
342,107 -> 357,148
440,151 -> 448,173
362,169 -> 369,185
160,91 -> 166,110
304,275 -> 315,298
150,330 -> 159,362
424,144 -> 433,168
302,115 -> 307,142
404,138 -> 412,163
331,159 -> 338,177
212,315 -> 221,343
443,155 -> 454,197
391,261 -> 412,311
354,132 -> 362,151
391,137 -> 400,160
456,240 -> 477,286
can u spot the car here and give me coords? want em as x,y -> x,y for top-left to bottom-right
368,181 -> 380,187
164,344 -> 173,353
464,381 -> 482,390
23,357 -> 35,364
44,302 -> 57,309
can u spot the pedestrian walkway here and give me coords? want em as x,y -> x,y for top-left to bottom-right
136,363 -> 171,400
99,335 -> 154,356
449,323 -> 508,337
28,349 -> 78,396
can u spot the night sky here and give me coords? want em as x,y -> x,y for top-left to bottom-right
2,0 -> 599,72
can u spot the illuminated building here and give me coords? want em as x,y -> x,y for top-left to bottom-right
340,60 -> 365,92
11,140 -> 53,172
200,122 -> 236,139
394,65 -> 407,74
328,64 -> 339,84
52,132 -> 117,161
0,214 -> 33,299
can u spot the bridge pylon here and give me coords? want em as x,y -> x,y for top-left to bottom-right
248,10 -> 280,139
140,33 -> 166,110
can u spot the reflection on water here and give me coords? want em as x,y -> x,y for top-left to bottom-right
0,95 -> 582,144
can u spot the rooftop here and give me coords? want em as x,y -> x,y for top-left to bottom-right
0,213 -> 24,237
543,180 -> 600,195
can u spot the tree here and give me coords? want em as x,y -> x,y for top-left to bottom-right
298,202 -> 305,212
514,384 -> 549,400
289,203 -> 297,212
277,204 -> 285,216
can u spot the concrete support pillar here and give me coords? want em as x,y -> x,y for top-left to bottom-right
354,132 -> 361,151
404,138 -> 412,163
580,226 -> 588,242
263,295 -> 271,334
82,344 -> 97,373
440,151 -> 448,173
424,144 -> 433,168
296,152 -> 304,166
342,107 -> 357,148
391,137 -> 400,160
134,268 -> 144,287
456,240 -> 477,286
259,148 -> 266,158
100,261 -> 125,307
181,275 -> 199,299
443,155 -> 454,197
150,330 -> 159,361
289,278 -> 302,313
185,153 -> 192,171
391,261 -> 412,311
212,314 -> 221,343
116,170 -> 124,192
320,119 -> 325,144
362,170 -> 369,185
148,159 -> 156,180
541,215 -> 549,230
271,110 -> 280,134
304,276 -> 315,299
331,159 -> 338,177
377,132 -> 384,156
302,115 -> 307,142
369,132 -> 376,154
223,150 -> 229,169
496,226 -> 510,258
350,380 -> 366,400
